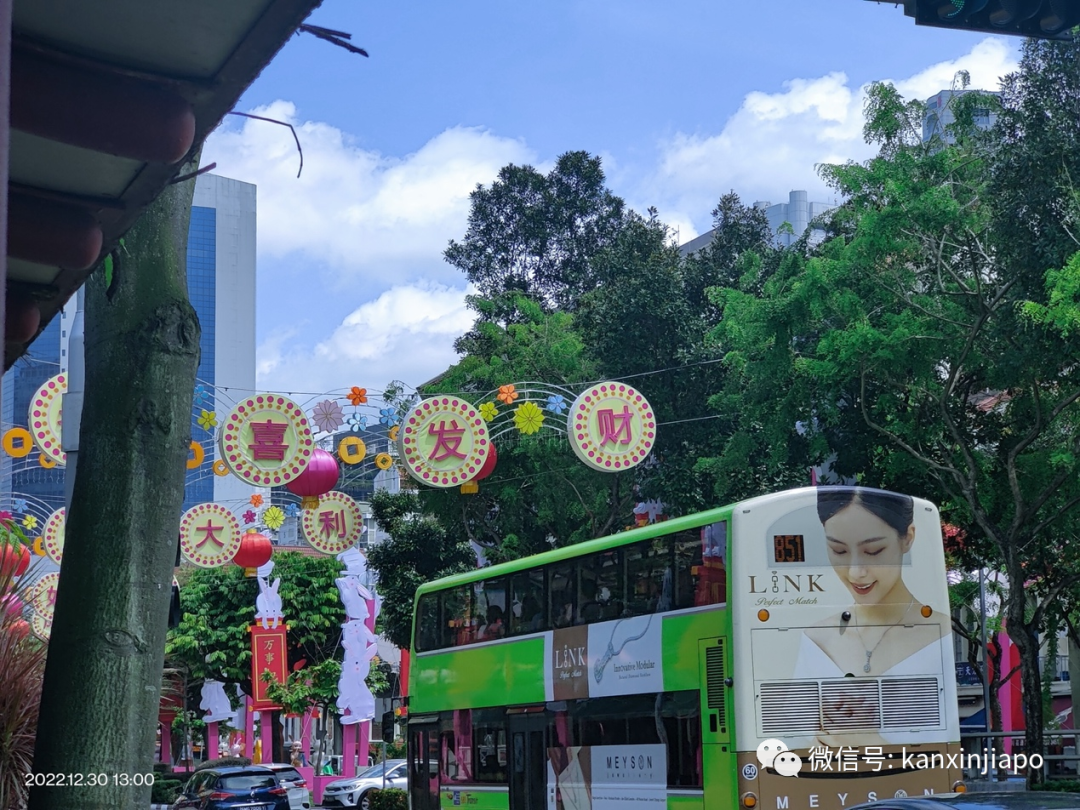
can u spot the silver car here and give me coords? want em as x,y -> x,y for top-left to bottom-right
261,763 -> 311,810
320,759 -> 407,810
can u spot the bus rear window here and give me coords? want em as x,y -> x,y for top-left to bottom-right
415,593 -> 440,652
443,584 -> 474,647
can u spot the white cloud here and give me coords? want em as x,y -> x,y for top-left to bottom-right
203,103 -> 535,287
255,281 -> 474,395
643,37 -> 1019,234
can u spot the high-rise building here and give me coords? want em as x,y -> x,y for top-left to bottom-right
679,190 -> 835,255
922,90 -> 998,146
1,173 -> 258,520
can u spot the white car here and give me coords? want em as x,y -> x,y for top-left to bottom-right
262,763 -> 311,810
320,759 -> 407,810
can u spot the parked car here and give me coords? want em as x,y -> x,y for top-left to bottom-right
172,765 -> 290,810
320,759 -> 408,810
847,792 -> 1080,810
261,763 -> 311,810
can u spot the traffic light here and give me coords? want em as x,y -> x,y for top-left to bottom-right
866,0 -> 1080,40
381,710 -> 395,743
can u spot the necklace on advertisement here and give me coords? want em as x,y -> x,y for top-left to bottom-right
853,595 -> 915,673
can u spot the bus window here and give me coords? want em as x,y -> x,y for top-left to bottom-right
510,569 -> 546,636
548,562 -> 577,629
577,550 -> 622,625
443,585 -> 474,648
476,578 -> 508,641
673,523 -> 727,609
625,538 -> 671,617
472,708 -> 508,783
415,593 -> 441,652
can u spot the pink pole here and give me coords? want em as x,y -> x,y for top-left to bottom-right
208,721 -> 219,759
260,712 -> 273,763
301,709 -> 312,765
357,595 -> 375,771
161,722 -> 172,765
343,722 -> 357,777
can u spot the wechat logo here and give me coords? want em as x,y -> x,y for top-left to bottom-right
757,739 -> 803,778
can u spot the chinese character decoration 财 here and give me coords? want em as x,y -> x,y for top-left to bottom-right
397,396 -> 491,488
179,503 -> 243,568
300,491 -> 365,555
567,382 -> 656,473
218,394 -> 314,487
335,548 -> 380,725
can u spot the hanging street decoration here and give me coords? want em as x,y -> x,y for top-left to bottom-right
336,548 -> 379,725
301,491 -> 365,555
234,530 -> 273,576
180,503 -> 242,568
398,395 -> 490,488
285,447 -> 340,509
29,373 -> 66,466
29,571 -> 59,638
219,394 -> 314,487
568,382 -> 656,472
42,508 -> 65,565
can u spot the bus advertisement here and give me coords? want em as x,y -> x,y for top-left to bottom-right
406,486 -> 962,810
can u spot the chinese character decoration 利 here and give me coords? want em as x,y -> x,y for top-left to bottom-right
336,548 -> 380,725
397,396 -> 492,488
300,491 -> 365,555
218,394 -> 314,487
179,503 -> 243,568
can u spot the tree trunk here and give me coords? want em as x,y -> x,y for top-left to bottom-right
1010,615 -> 1046,788
987,633 -> 1006,780
29,163 -> 200,810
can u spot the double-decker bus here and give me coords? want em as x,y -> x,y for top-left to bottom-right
406,486 -> 962,810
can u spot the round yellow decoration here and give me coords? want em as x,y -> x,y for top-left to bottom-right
213,459 -> 229,476
39,453 -> 56,469
388,425 -> 400,442
338,436 -> 367,465
32,536 -> 45,556
2,427 -> 33,458
187,441 -> 205,470
375,453 -> 393,470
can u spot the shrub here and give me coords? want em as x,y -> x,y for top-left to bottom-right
194,756 -> 252,771
369,787 -> 408,810
1042,779 -> 1080,792
150,778 -> 183,804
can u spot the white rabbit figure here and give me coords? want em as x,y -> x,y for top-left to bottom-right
336,653 -> 377,724
255,577 -> 283,629
341,620 -> 377,664
336,577 -> 370,622
200,680 -> 234,724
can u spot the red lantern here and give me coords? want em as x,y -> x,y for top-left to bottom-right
285,448 -> 340,509
0,543 -> 30,577
7,619 -> 30,640
474,443 -> 498,482
233,529 -> 273,577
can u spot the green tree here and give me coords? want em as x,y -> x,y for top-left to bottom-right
366,491 -> 475,649
31,161 -> 202,810
713,73 -> 1080,783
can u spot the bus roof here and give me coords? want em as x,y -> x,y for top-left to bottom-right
414,502 -> 736,597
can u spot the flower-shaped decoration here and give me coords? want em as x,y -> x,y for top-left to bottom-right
197,409 -> 218,431
347,413 -> 367,432
193,384 -> 208,407
497,384 -> 519,405
12,499 -> 27,514
479,402 -> 498,422
263,506 -> 286,531
284,503 -> 301,518
250,493 -> 264,508
379,407 -> 399,427
347,387 -> 368,406
546,394 -> 567,414
242,509 -> 258,525
312,400 -> 345,434
22,515 -> 37,531
513,401 -> 545,435
0,511 -> 12,527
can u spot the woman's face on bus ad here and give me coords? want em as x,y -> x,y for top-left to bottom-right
823,502 -> 914,605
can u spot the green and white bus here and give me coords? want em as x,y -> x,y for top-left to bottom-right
407,486 -> 963,810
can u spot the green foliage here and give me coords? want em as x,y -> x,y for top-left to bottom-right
367,491 -> 475,649
262,659 -> 342,716
369,787 -> 409,810
150,778 -> 183,804
195,756 -> 251,772
1042,779 -> 1080,791
1022,251 -> 1080,337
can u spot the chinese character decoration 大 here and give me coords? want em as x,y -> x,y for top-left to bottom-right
301,491 -> 365,555
218,394 -> 314,487
397,396 -> 492,488
335,548 -> 380,725
179,503 -> 243,568
567,382 -> 656,472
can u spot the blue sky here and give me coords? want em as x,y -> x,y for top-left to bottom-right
200,1 -> 1021,398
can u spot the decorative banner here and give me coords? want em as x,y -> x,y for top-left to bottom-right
567,382 -> 656,473
250,623 -> 288,710
29,572 -> 60,638
42,508 -> 65,565
29,373 -> 66,466
398,396 -> 490,488
218,394 -> 314,487
179,503 -> 242,568
301,491 -> 364,555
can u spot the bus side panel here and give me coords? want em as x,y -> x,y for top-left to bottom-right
699,637 -> 737,810
411,637 -> 546,713
661,608 -> 729,692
